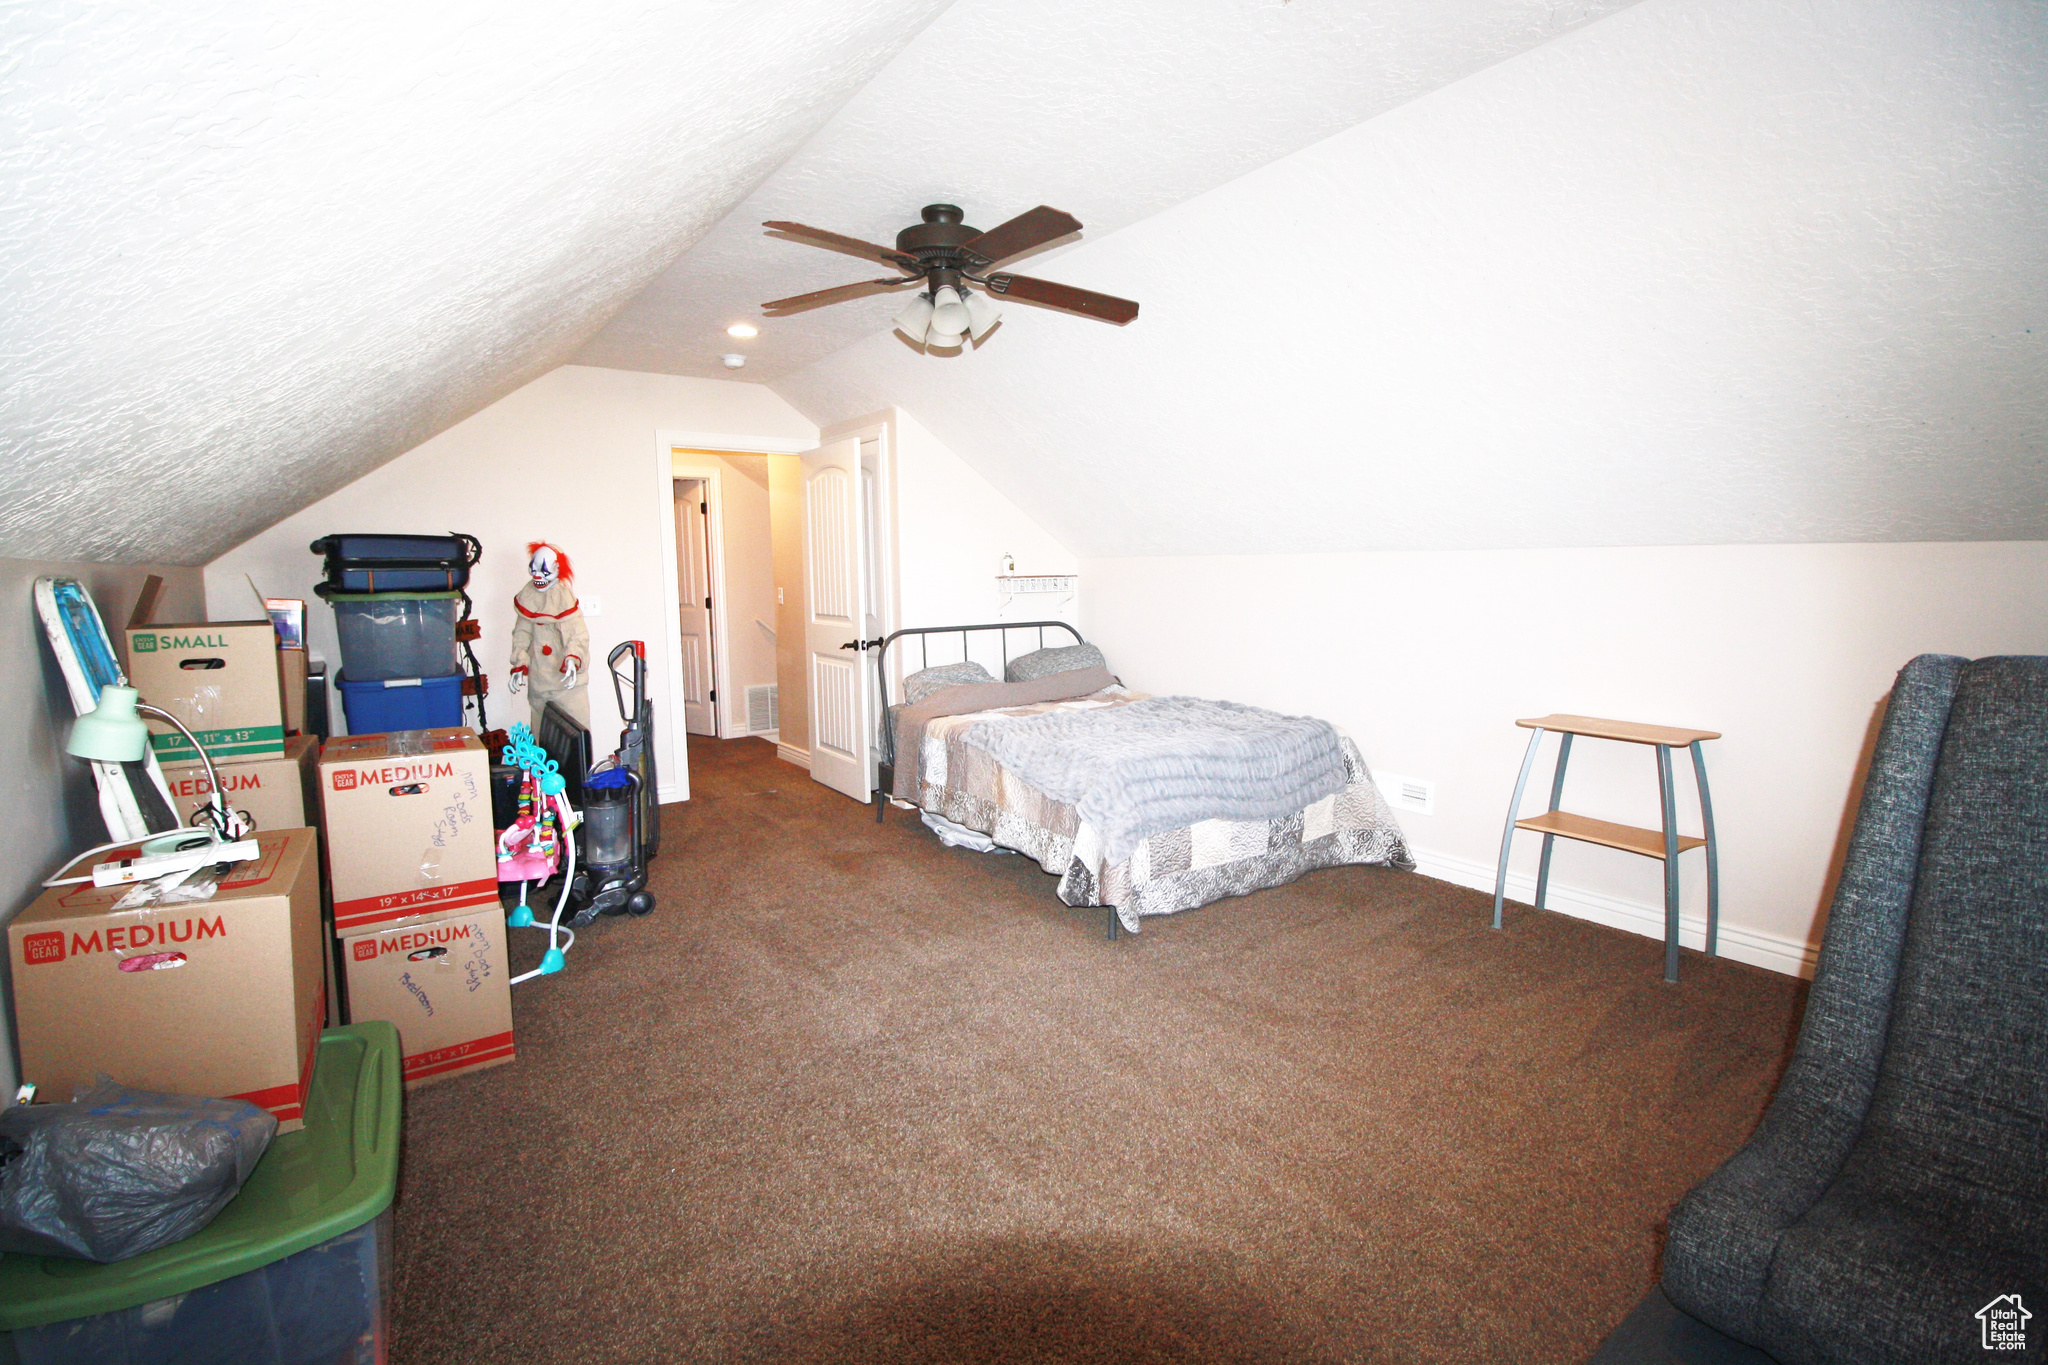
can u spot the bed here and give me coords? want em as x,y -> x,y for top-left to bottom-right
873,622 -> 1414,937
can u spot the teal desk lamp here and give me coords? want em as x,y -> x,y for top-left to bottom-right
67,684 -> 230,847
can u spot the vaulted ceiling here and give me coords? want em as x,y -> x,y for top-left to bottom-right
5,0 -> 2042,566
0,0 -> 1634,565
772,0 -> 2048,555
0,0 -> 952,564
573,0 -> 1638,381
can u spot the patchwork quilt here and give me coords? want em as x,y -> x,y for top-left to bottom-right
903,689 -> 1414,932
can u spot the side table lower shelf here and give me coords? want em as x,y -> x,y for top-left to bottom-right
1493,714 -> 1721,983
1513,811 -> 1705,861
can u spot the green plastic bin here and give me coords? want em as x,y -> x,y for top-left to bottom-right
0,1024 -> 402,1365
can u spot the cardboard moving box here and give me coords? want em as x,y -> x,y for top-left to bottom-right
166,734 -> 320,836
124,620 -> 287,767
166,737 -> 336,1031
279,646 -> 309,736
10,828 -> 325,1133
341,906 -> 513,1088
320,728 -> 496,935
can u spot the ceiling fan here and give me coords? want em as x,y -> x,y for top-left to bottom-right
760,204 -> 1139,347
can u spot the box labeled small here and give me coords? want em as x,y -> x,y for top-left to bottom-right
124,620 -> 287,766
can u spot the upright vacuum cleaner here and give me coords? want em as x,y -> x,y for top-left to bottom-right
564,641 -> 659,926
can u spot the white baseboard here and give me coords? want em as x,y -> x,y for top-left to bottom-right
1407,846 -> 1818,980
657,783 -> 685,804
776,742 -> 810,770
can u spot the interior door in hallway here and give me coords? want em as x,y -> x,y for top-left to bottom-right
802,437 -> 870,801
673,478 -> 716,737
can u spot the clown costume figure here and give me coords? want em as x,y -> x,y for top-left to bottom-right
509,541 -> 591,731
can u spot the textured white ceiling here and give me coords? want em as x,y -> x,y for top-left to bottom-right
0,0 -> 949,564
13,0 -> 2038,568
573,0 -> 1637,381
773,0 -> 2048,554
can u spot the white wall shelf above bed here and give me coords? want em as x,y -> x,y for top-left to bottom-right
998,572 -> 1076,614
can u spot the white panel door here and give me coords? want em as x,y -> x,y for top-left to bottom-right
802,437 -> 869,801
674,479 -> 716,736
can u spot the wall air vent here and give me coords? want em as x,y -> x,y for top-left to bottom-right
745,684 -> 779,737
1374,771 -> 1434,817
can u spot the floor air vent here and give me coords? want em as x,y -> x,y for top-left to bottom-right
745,684 -> 779,736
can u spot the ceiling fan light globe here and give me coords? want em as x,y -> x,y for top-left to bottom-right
891,292 -> 935,342
929,286 -> 972,338
962,290 -> 1001,339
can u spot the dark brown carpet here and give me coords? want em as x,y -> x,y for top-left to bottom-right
388,736 -> 1804,1365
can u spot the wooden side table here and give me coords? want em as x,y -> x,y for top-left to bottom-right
1492,714 -> 1721,982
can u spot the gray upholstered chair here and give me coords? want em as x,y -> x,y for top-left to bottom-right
1593,654 -> 2047,1365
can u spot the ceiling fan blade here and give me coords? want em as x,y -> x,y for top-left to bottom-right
960,206 -> 1082,266
763,221 -> 920,272
761,278 -> 919,313
984,273 -> 1139,326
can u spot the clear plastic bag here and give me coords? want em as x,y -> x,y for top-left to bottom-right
0,1079 -> 275,1262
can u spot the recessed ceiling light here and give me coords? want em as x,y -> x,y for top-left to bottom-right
721,354 -> 746,369
726,323 -> 758,338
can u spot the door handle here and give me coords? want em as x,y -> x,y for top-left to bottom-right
839,638 -> 884,652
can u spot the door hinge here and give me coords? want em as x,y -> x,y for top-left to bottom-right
704,596 -> 711,609
700,502 -> 707,514
709,689 -> 716,702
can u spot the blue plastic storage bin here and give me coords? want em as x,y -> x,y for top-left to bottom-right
335,672 -> 463,734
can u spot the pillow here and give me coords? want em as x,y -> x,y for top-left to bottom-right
903,660 -> 996,703
1006,642 -> 1107,683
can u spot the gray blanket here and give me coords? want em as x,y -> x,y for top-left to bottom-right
963,695 -> 1348,864
889,666 -> 1117,799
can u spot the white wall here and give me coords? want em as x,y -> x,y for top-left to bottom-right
890,407 -> 1078,669
208,365 -> 817,801
3,559 -> 205,1092
1079,542 -> 2048,976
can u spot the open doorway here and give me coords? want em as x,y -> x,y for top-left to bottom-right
655,429 -> 893,802
667,451 -> 783,746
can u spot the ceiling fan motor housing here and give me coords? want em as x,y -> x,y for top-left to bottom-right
897,204 -> 985,287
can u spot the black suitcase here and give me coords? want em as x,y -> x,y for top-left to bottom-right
310,533 -> 480,593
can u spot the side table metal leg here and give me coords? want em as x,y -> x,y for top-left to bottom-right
1656,743 -> 1681,983
1690,741 -> 1720,957
1494,728 -> 1546,931
1534,733 -> 1573,911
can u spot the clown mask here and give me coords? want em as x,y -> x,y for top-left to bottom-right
528,544 -> 561,591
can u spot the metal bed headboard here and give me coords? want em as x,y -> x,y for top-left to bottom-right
874,619 -> 1085,712
870,619 -> 1084,815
